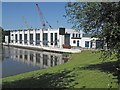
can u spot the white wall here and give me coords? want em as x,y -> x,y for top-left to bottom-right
10,29 -> 98,49
69,32 -> 81,47
5,36 -> 9,44
81,37 -> 97,48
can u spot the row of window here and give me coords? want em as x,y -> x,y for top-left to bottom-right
72,40 -> 92,48
85,41 -> 93,48
11,33 -> 58,46
72,33 -> 81,38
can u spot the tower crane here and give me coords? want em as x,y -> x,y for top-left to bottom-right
35,4 -> 52,29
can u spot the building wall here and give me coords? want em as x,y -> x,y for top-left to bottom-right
70,32 -> 81,47
81,37 -> 97,48
10,28 -> 98,49
10,29 -> 61,48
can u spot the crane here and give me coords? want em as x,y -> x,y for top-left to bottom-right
35,4 -> 52,29
22,16 -> 30,29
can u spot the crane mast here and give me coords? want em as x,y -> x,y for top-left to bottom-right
36,4 -> 46,29
22,16 -> 30,29
35,4 -> 52,29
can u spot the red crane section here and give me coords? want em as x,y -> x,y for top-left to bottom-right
36,4 -> 46,29
36,4 -> 52,29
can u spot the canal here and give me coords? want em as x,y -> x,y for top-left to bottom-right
2,46 -> 69,78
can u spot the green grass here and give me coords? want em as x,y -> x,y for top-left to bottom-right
2,50 -> 118,88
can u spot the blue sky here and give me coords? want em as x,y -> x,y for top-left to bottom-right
2,2 -> 73,30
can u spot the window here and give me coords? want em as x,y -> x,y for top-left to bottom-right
15,34 -> 17,43
43,33 -> 48,46
85,41 -> 89,48
36,33 -> 40,45
24,34 -> 27,44
76,34 -> 77,37
19,34 -> 22,44
30,34 -> 33,45
72,33 -> 74,37
51,33 -> 53,45
73,40 -> 76,44
55,33 -> 57,45
79,34 -> 80,37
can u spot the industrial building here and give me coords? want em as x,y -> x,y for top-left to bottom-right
3,27 -> 100,52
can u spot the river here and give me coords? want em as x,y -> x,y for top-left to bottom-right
2,46 -> 69,78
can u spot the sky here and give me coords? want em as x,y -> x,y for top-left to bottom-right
2,2 -> 73,30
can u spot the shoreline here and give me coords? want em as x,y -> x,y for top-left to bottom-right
3,43 -> 81,53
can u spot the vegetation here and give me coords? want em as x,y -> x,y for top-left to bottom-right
65,2 -> 120,85
3,50 -> 118,88
0,27 -> 3,44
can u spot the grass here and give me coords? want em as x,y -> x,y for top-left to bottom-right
2,50 -> 119,88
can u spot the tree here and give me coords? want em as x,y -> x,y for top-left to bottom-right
0,27 -> 4,44
65,2 -> 120,85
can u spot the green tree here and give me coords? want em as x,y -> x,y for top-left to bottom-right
0,27 -> 3,44
65,2 -> 120,85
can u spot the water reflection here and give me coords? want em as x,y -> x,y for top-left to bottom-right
2,46 -> 69,77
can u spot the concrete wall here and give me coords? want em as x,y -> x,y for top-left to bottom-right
81,37 -> 97,48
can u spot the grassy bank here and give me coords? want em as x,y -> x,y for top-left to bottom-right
2,50 -> 118,88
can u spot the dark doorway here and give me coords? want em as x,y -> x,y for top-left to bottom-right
77,40 -> 79,47
64,34 -> 70,45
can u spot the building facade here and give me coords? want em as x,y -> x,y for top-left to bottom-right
8,28 -> 98,49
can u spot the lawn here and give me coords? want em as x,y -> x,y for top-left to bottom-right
2,50 -> 118,88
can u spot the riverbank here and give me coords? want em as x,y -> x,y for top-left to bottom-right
3,43 -> 81,53
2,50 -> 118,88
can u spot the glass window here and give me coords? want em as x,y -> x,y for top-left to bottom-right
15,34 -> 17,43
20,34 -> 22,44
30,34 -> 33,45
76,34 -> 77,37
51,33 -> 53,45
79,34 -> 80,37
85,41 -> 89,48
24,34 -> 27,44
43,33 -> 48,46
73,40 -> 76,44
55,33 -> 57,45
72,33 -> 74,37
36,33 -> 40,45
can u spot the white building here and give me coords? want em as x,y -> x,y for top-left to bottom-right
4,28 -> 99,52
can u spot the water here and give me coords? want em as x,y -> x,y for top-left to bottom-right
2,46 -> 69,78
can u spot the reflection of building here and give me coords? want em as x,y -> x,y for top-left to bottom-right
9,47 -> 66,68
